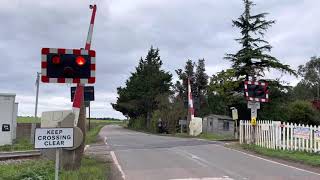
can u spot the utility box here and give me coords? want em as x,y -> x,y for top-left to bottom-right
0,93 -> 18,145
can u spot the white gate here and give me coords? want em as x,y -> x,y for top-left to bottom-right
239,120 -> 320,153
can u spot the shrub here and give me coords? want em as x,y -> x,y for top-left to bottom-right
128,116 -> 146,130
287,100 -> 320,125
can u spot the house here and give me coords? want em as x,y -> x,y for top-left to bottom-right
202,114 -> 234,136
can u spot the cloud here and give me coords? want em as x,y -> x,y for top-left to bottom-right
0,0 -> 319,118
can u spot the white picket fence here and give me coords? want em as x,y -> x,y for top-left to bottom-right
239,120 -> 320,153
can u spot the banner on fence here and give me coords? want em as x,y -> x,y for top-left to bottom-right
293,127 -> 310,139
314,130 -> 320,141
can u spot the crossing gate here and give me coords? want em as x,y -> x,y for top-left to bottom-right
239,120 -> 320,153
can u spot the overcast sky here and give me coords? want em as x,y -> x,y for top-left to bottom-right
0,0 -> 319,119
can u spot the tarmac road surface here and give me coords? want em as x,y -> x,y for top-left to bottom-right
100,125 -> 320,180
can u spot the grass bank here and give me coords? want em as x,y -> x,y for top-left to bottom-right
0,156 -> 108,180
238,144 -> 320,167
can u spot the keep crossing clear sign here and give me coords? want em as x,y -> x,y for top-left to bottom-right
35,128 -> 74,149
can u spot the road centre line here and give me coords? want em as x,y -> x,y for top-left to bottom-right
171,148 -> 244,179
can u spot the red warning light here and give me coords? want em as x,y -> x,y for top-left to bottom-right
52,56 -> 61,65
76,56 -> 86,66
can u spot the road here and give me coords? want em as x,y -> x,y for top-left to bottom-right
100,125 -> 320,180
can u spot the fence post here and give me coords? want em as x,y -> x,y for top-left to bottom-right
290,123 -> 293,151
286,122 -> 289,150
302,125 -> 306,151
270,121 -> 273,149
274,121 -> 278,149
311,125 -> 314,153
316,126 -> 318,152
272,120 -> 276,149
306,124 -> 310,152
294,123 -> 297,151
265,120 -> 268,148
240,120 -> 243,144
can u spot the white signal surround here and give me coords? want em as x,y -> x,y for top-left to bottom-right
41,48 -> 96,84
244,81 -> 269,102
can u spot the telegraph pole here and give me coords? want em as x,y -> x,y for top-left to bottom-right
31,72 -> 41,143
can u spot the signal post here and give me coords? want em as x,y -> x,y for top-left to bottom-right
244,81 -> 269,144
39,4 -> 97,171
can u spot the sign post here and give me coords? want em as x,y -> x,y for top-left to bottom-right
248,101 -> 260,144
35,128 -> 74,180
231,107 -> 238,139
179,120 -> 187,133
55,148 -> 60,180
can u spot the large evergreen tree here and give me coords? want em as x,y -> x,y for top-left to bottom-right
194,59 -> 209,116
174,60 -> 196,101
174,59 -> 209,116
225,0 -> 295,80
195,59 -> 209,98
112,47 -> 172,129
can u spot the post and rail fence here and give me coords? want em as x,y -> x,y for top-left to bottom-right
240,120 -> 320,153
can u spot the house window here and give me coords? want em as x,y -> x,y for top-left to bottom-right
223,121 -> 229,130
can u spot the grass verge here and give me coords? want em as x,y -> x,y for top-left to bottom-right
239,144 -> 320,167
85,120 -> 124,144
0,156 -> 107,180
197,133 -> 235,141
0,138 -> 33,152
174,132 -> 235,141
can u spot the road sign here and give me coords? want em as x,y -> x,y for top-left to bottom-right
71,86 -> 94,102
41,48 -> 96,84
179,120 -> 187,125
231,109 -> 238,120
244,81 -> 269,102
35,128 -> 74,149
251,117 -> 257,126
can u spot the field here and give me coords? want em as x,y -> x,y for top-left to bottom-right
17,116 -> 40,123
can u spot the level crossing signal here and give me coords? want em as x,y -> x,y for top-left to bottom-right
244,81 -> 269,102
41,48 -> 96,84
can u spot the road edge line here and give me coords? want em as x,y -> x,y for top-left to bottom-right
110,151 -> 126,180
222,145 -> 320,176
105,136 -> 126,179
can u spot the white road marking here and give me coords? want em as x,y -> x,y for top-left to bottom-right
172,148 -> 246,179
111,151 -> 126,180
172,149 -> 208,167
84,145 -> 90,152
105,136 -> 126,179
222,145 -> 320,176
104,137 -> 108,145
169,177 -> 234,180
113,144 -> 128,147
